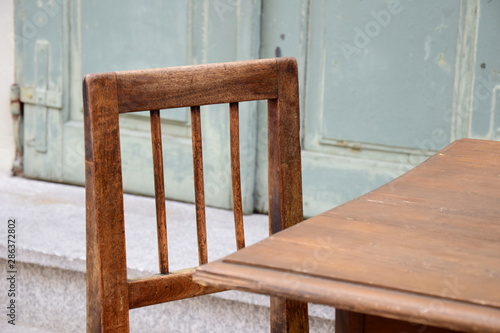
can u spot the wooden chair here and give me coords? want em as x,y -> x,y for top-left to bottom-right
83,57 -> 309,332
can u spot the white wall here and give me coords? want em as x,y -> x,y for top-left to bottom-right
0,0 -> 15,177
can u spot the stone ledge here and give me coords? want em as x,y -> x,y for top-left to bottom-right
0,176 -> 333,322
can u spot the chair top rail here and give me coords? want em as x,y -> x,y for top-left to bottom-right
83,58 -> 296,114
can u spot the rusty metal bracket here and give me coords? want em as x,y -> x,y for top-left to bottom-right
10,84 -> 23,176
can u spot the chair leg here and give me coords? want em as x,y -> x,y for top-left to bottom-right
270,297 -> 309,332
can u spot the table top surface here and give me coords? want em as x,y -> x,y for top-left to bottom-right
194,139 -> 500,332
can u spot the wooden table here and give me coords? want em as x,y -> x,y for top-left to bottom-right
194,139 -> 500,333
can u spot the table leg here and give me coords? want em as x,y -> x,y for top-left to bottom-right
335,309 -> 462,333
270,297 -> 309,332
335,309 -> 364,333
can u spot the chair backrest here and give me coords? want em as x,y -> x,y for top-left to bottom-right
83,57 -> 308,332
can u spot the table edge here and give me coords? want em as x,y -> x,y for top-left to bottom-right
194,260 -> 500,333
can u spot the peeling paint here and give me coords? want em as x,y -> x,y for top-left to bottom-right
437,52 -> 446,66
435,23 -> 448,31
424,35 -> 431,61
437,52 -> 452,73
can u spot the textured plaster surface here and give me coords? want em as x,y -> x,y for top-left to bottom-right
0,0 -> 15,177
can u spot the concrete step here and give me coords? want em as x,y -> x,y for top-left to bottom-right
1,323 -> 55,333
0,176 -> 334,332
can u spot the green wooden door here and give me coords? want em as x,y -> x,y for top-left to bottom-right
15,0 -> 500,216
16,0 -> 261,213
258,0 -> 500,217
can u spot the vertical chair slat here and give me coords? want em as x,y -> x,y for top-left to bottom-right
150,110 -> 169,274
229,102 -> 245,249
191,106 -> 208,265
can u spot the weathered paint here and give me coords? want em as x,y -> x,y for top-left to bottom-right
16,0 -> 500,217
258,0 -> 498,217
18,0 -> 261,213
470,0 -> 500,139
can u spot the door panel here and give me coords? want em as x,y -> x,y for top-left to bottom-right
254,0 -> 310,213
470,0 -> 500,139
16,0 -> 498,217
305,0 -> 458,157
259,0 -> 494,217
16,0 -> 66,182
18,0 -> 261,213
311,1 -> 458,151
300,0 -> 460,215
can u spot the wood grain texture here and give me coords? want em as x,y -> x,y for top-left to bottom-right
128,270 -> 223,309
84,73 -> 130,332
84,57 -> 306,332
191,105 -> 208,265
336,309 -> 461,333
267,57 -> 303,234
229,102 -> 245,250
195,254 -> 500,332
335,310 -> 364,333
267,58 -> 309,332
362,313 -> 460,333
116,58 -> 279,112
150,110 -> 169,274
270,297 -> 309,333
195,139 -> 500,333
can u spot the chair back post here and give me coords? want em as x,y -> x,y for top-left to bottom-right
268,59 -> 309,332
84,73 -> 130,332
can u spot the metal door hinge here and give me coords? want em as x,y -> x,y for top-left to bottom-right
20,86 -> 63,109
10,84 -> 23,176
10,84 -> 21,116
